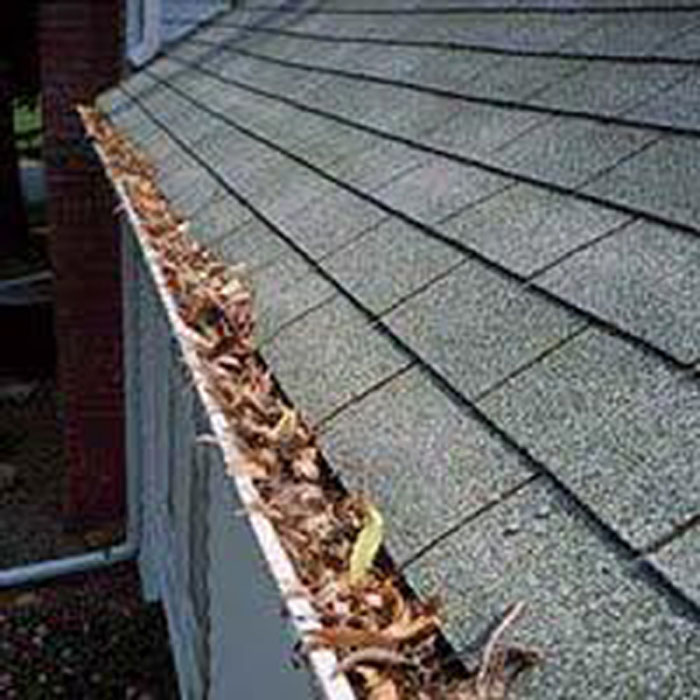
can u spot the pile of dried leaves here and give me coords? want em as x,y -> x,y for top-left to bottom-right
78,105 -> 540,700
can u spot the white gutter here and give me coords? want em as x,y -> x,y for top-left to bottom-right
98,149 -> 356,699
0,130 -> 355,695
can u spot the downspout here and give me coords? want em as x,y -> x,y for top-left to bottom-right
0,449 -> 140,586
0,502 -> 139,588
0,223 -> 141,589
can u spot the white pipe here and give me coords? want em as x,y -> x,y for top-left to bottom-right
0,215 -> 142,589
0,542 -> 137,588
0,271 -> 52,290
0,389 -> 141,586
0,447 -> 140,586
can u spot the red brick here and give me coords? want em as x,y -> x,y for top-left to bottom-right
39,0 -> 126,527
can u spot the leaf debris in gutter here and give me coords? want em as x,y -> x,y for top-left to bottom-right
77,104 -> 541,700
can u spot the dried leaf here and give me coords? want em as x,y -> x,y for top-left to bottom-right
271,406 -> 298,445
383,612 -> 440,645
292,446 -> 320,481
309,626 -> 396,651
349,503 -> 384,586
229,458 -> 269,480
335,647 -> 414,677
368,676 -> 401,700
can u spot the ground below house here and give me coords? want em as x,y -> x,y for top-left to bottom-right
0,380 -> 113,569
0,562 -> 178,699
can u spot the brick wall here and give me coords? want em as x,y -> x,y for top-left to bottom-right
39,0 -> 126,526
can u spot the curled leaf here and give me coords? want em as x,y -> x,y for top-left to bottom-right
349,503 -> 384,586
309,625 -> 396,650
291,446 -> 320,481
335,647 -> 414,677
368,677 -> 400,700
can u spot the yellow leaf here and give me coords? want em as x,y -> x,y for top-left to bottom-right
271,406 -> 298,444
349,503 -> 384,586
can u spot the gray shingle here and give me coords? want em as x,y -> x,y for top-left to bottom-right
326,138 -> 423,191
261,297 -> 411,422
110,102 -> 161,142
138,82 -> 223,145
187,192 -> 254,245
321,367 -> 533,562
625,71 -> 700,131
441,182 -> 629,277
653,22 -> 700,59
650,529 -> 700,608
176,66 -> 289,129
487,117 -> 659,188
117,68 -> 160,100
274,187 -> 389,259
404,481 -> 700,699
253,252 -> 337,344
251,108 -> 338,154
194,126 -> 279,184
322,217 -> 460,314
479,330 -> 700,549
135,135 -> 190,183
565,12 -> 697,57
373,158 -> 511,224
129,121 -> 184,166
159,166 -> 221,215
468,57 -> 584,102
362,47 -> 496,93
272,122 -> 381,172
220,52 -> 325,96
98,86 -> 133,115
362,85 -> 464,139
102,6 -> 700,694
583,136 -> 700,231
536,220 -> 700,363
418,13 -> 594,51
209,218 -> 287,271
422,105 -> 546,158
237,160 -> 327,222
306,78 -> 383,120
531,64 -> 685,116
385,261 -> 585,399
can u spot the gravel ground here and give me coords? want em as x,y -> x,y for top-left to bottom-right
0,379 -> 75,569
1,381 -> 179,698
0,562 -> 178,699
0,379 -> 125,569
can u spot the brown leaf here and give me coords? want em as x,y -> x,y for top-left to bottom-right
309,626 -> 397,650
335,647 -> 415,677
291,446 -> 320,481
368,677 -> 401,700
228,458 -> 269,481
382,613 -> 440,645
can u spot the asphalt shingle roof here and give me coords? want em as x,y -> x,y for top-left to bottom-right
99,2 -> 700,695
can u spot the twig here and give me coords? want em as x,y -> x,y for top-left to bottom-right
476,601 -> 526,698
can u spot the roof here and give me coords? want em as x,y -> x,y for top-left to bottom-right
99,1 -> 700,695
